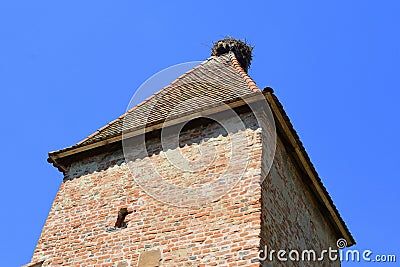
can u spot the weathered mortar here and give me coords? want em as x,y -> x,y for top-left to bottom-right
260,137 -> 340,266
24,36 -> 353,266
29,109 -> 344,267
31,112 -> 264,266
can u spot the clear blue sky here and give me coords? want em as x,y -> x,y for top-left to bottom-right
1,1 -> 399,266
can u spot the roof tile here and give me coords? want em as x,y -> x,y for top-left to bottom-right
50,52 -> 260,156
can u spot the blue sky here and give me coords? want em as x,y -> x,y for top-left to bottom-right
0,1 -> 399,266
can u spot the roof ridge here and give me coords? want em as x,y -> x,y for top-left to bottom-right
75,57 -> 215,146
52,53 -> 258,159
227,51 -> 259,92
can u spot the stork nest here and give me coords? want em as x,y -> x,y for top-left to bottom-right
211,38 -> 253,72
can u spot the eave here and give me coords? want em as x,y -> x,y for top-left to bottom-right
47,88 -> 355,247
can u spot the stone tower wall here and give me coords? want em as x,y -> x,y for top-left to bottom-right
30,112 -> 264,266
29,110 -> 341,266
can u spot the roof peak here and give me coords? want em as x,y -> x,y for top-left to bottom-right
48,52 -> 260,168
211,38 -> 253,72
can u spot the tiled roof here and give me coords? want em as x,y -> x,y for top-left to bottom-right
49,52 -> 259,158
47,51 -> 354,246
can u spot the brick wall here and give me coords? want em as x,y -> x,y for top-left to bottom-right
29,112 -> 264,266
28,110 -> 340,266
260,137 -> 340,266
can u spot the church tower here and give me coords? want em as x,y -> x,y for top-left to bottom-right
24,39 -> 354,267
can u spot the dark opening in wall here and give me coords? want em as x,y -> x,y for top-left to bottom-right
114,207 -> 133,228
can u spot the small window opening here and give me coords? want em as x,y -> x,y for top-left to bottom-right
114,207 -> 133,228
